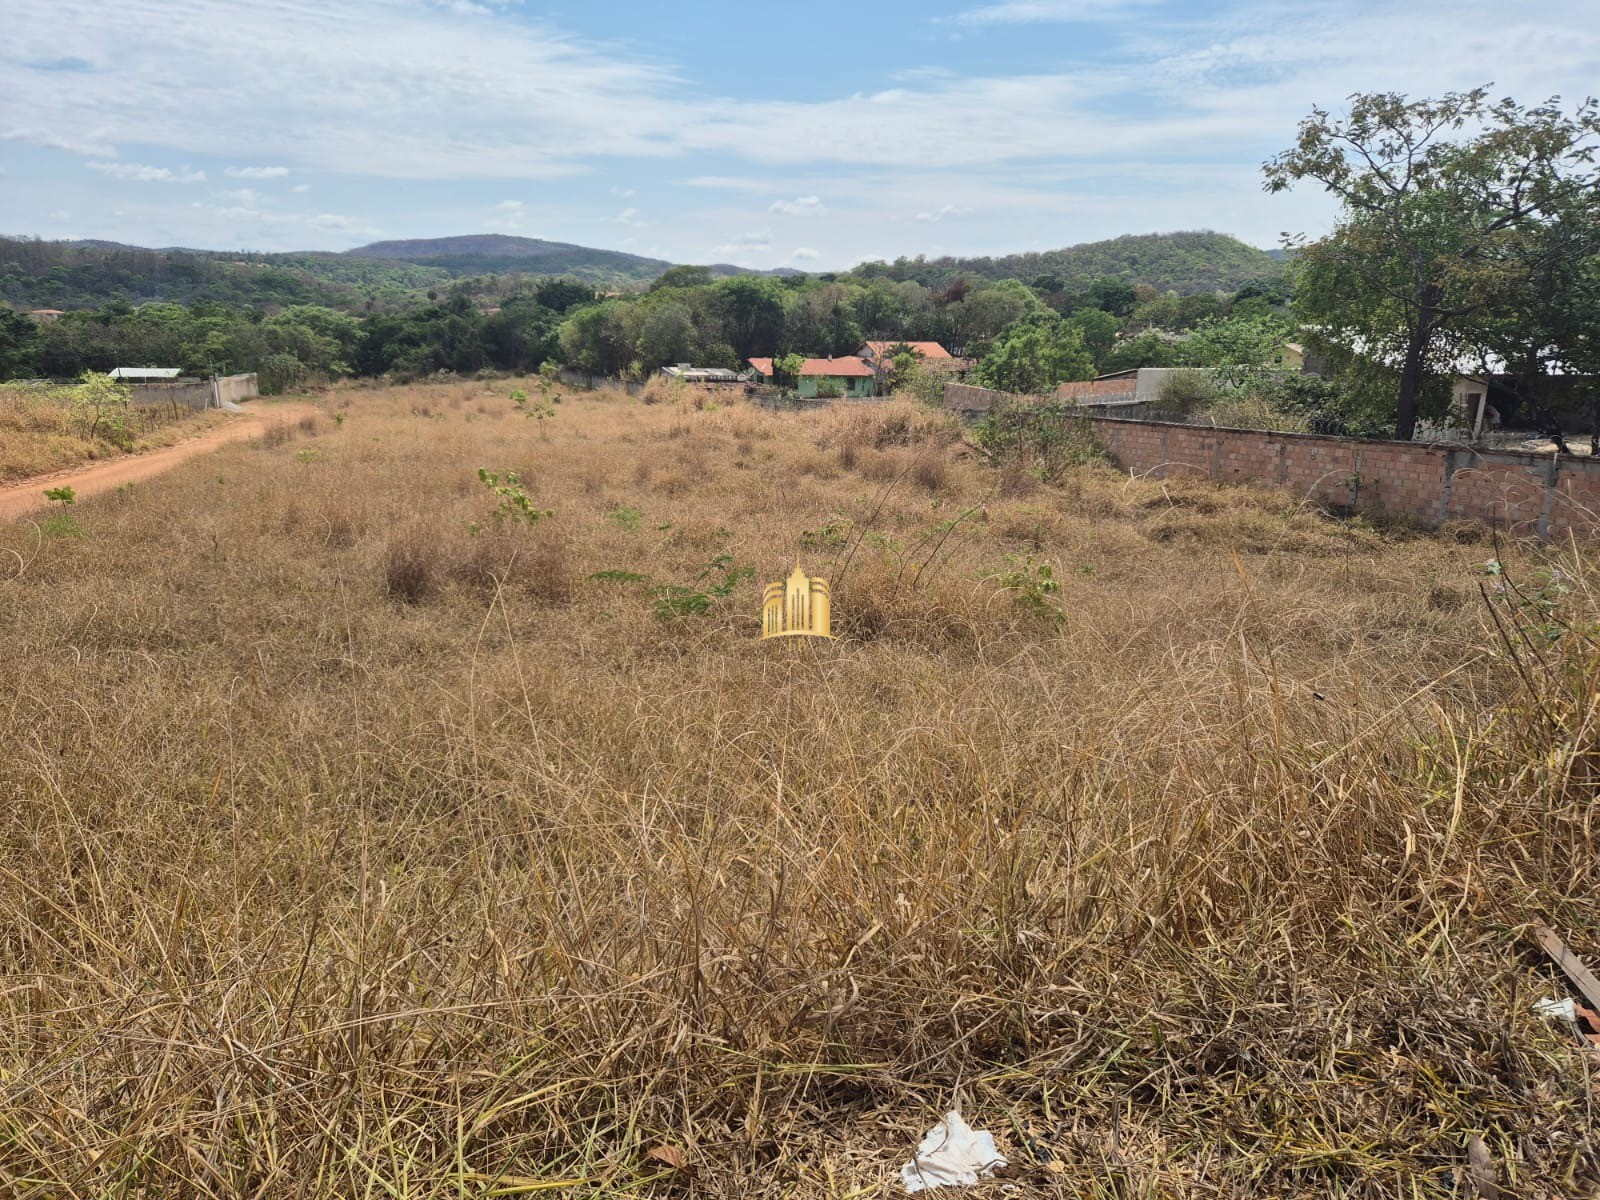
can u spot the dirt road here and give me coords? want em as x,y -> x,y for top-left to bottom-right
0,402 -> 319,523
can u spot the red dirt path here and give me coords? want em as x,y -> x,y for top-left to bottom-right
0,402 -> 318,522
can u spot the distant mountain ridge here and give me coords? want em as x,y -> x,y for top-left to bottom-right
343,234 -> 673,281
858,231 -> 1284,296
1,229 -> 1280,311
343,234 -> 796,282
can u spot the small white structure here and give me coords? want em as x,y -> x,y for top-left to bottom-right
660,364 -> 749,384
108,367 -> 183,381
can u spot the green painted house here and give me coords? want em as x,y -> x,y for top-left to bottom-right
748,356 -> 877,399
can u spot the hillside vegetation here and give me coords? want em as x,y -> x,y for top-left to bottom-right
2,230 -> 1281,313
859,230 -> 1284,295
0,237 -> 450,310
1,379 -> 1596,1197
344,234 -> 675,283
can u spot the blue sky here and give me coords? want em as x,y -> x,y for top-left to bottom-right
3,0 -> 1597,270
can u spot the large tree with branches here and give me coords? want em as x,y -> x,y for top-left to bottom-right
1265,89 -> 1600,440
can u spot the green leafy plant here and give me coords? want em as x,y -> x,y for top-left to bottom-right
650,553 -> 754,621
42,485 -> 76,508
994,554 -> 1064,625
510,387 -> 555,432
477,468 -> 552,528
975,401 -> 1106,481
801,515 -> 854,551
609,505 -> 643,531
587,569 -> 650,585
1484,558 -> 1580,647
71,373 -> 134,448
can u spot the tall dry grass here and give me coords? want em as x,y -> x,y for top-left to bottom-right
1,379 -> 1597,1198
0,383 -> 227,482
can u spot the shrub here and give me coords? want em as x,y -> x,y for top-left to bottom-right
910,453 -> 949,492
974,401 -> 1106,481
1154,368 -> 1220,416
382,531 -> 438,603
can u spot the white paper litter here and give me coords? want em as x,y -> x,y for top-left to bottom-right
1534,996 -> 1578,1022
900,1111 -> 1007,1193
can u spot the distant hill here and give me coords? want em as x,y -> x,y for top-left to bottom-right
0,236 -> 420,310
344,235 -> 797,283
344,235 -> 672,283
855,231 -> 1284,296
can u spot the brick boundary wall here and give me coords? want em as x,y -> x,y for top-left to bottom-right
944,383 -> 1600,538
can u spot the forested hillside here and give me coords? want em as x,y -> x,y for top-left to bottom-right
0,238 -> 449,310
344,235 -> 674,283
857,231 -> 1283,295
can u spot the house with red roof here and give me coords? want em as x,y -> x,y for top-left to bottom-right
858,340 -> 952,367
857,340 -> 970,383
747,355 -> 876,399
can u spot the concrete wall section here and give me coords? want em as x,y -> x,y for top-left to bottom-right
128,380 -> 216,411
215,373 -> 258,404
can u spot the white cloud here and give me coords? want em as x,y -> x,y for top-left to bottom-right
791,247 -> 820,261
768,195 -> 825,216
194,199 -> 379,238
615,207 -> 652,226
914,204 -> 974,222
291,183 -> 311,193
610,185 -> 636,197
86,160 -> 206,182
682,176 -> 778,193
220,187 -> 262,204
496,199 -> 524,211
224,165 -> 289,178
3,126 -> 115,156
49,209 -> 69,219
711,229 -> 773,259
945,0 -> 1154,24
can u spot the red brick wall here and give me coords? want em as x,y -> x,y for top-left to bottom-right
1088,416 -> 1600,537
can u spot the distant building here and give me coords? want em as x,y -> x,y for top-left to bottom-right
659,364 -> 749,385
28,309 -> 64,323
108,367 -> 184,381
857,340 -> 971,387
858,340 -> 953,366
747,356 -> 876,399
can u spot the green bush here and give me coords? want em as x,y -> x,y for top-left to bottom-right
974,401 -> 1106,481
1154,369 -> 1220,416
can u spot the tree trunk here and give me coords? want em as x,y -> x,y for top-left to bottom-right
1394,322 -> 1430,441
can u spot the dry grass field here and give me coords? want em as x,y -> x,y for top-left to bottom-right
0,383 -> 229,482
2,377 -> 1597,1199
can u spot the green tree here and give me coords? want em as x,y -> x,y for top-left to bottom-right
0,309 -> 41,379
715,276 -> 786,359
534,277 -> 596,313
1266,89 -> 1600,439
650,265 -> 715,292
974,318 -> 1094,395
1064,307 -> 1119,367
637,302 -> 696,368
1177,313 -> 1292,370
1451,184 -> 1600,432
772,352 -> 806,388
